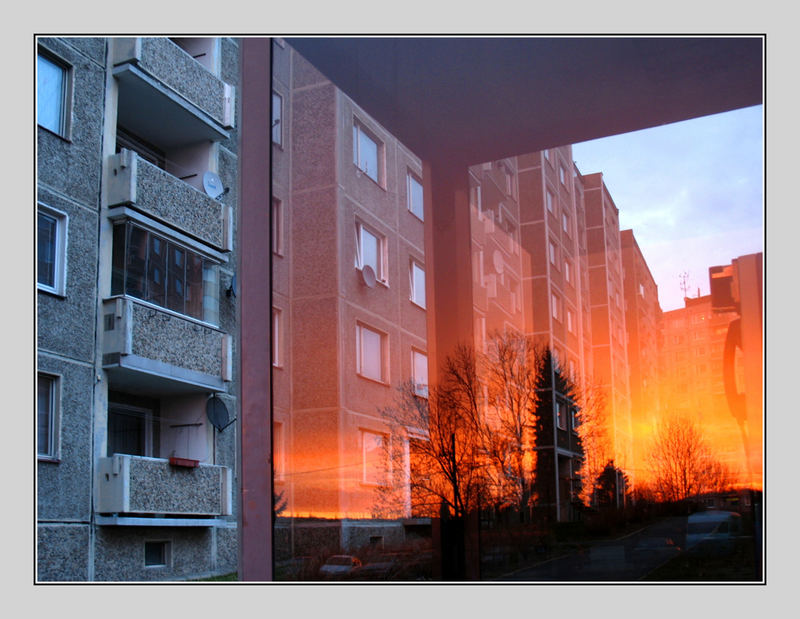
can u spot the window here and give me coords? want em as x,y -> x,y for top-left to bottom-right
353,121 -> 381,183
551,293 -> 561,322
272,307 -> 282,367
355,221 -> 386,283
469,181 -> 482,216
559,165 -> 567,187
107,398 -> 159,457
362,430 -> 388,485
37,50 -> 70,137
407,172 -> 424,220
37,205 -> 67,295
144,541 -> 171,568
357,323 -> 386,382
546,190 -> 554,213
562,211 -> 570,235
567,309 -> 575,333
111,221 -> 219,324
549,240 -> 558,266
412,350 -> 428,398
500,163 -> 516,199
272,198 -> 284,256
543,149 -> 550,162
556,400 -> 567,430
570,406 -> 579,431
37,373 -> 59,459
271,91 -> 283,145
638,282 -> 645,297
410,261 -> 426,308
564,260 -> 572,286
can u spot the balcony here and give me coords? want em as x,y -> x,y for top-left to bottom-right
112,37 -> 234,148
108,149 -> 230,251
102,297 -> 231,396
96,454 -> 232,521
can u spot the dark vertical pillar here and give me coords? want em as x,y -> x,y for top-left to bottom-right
422,160 -> 480,580
423,161 -> 475,384
238,37 -> 273,581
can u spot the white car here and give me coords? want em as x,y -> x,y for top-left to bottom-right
319,555 -> 362,578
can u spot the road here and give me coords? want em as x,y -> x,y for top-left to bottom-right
497,516 -> 689,581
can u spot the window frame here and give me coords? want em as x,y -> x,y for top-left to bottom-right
271,90 -> 283,146
546,189 -> 555,214
411,349 -> 428,398
352,119 -> 383,185
272,307 -> 282,367
111,220 -> 220,326
37,372 -> 60,461
37,47 -> 72,139
37,204 -> 68,296
361,429 -> 389,486
144,540 -> 172,568
106,400 -> 159,458
271,197 -> 284,256
407,171 -> 424,221
410,260 -> 426,309
355,220 -> 387,285
551,292 -> 561,322
556,400 -> 567,431
356,322 -> 387,384
549,239 -> 559,268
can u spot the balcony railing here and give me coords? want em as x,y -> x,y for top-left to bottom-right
108,150 -> 229,251
96,454 -> 232,518
102,297 -> 231,395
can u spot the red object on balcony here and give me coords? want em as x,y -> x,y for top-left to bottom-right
169,457 -> 199,468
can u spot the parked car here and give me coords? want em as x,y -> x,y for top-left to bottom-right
318,554 -> 362,578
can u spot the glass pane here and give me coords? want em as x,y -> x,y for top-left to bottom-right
107,408 -> 145,456
185,253 -> 204,319
358,130 -> 378,182
37,375 -> 52,455
409,175 -> 424,219
37,54 -> 65,134
363,431 -> 386,484
359,326 -> 382,381
412,264 -> 425,307
167,245 -> 185,313
272,92 -> 282,144
202,262 -> 219,324
125,225 -> 147,299
146,235 -> 167,307
37,212 -> 56,288
360,228 -> 379,275
111,223 -> 126,295
413,352 -> 428,397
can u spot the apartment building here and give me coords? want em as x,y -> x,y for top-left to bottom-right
620,229 -> 662,486
37,37 -> 239,581
271,41 -> 429,557
658,295 -> 745,485
582,172 -> 633,477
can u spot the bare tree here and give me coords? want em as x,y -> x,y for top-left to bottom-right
479,332 -> 542,512
573,380 -> 613,507
375,344 -> 489,520
647,414 -> 732,502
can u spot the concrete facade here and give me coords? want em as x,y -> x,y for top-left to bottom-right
620,229 -> 662,486
271,42 -> 427,554
37,37 -> 239,581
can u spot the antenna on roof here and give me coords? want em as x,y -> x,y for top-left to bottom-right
679,271 -> 690,300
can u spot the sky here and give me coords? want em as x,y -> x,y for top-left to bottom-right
571,105 -> 764,312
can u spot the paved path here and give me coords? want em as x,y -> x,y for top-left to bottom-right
497,516 -> 689,581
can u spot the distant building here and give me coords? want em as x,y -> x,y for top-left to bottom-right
582,173 -> 633,479
658,295 -> 744,484
620,229 -> 662,486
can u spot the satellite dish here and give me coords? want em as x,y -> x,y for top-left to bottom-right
360,265 -> 377,288
202,171 -> 224,199
207,395 -> 236,431
493,249 -> 505,274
